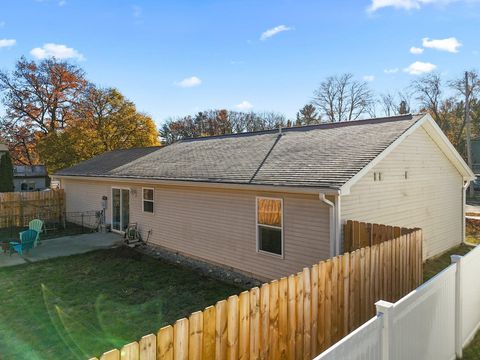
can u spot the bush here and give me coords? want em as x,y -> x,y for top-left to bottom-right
0,152 -> 14,192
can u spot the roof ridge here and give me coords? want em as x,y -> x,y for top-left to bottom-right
178,113 -> 423,142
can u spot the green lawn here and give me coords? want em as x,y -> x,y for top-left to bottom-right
423,243 -> 474,282
0,247 -> 242,360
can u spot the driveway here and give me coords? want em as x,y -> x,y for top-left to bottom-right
0,232 -> 122,267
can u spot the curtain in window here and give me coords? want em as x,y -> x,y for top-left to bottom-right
257,198 -> 282,227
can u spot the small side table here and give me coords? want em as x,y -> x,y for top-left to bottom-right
0,239 -> 12,254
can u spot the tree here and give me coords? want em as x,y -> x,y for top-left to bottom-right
411,73 -> 446,128
378,91 -> 411,116
0,152 -> 14,192
37,87 -> 159,174
296,104 -> 321,126
159,110 -> 288,144
312,73 -> 373,122
0,57 -> 87,164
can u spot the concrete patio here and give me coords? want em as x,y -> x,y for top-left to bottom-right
0,232 -> 122,267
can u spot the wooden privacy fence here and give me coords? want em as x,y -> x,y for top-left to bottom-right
343,219 -> 419,253
90,229 -> 423,360
0,189 -> 65,228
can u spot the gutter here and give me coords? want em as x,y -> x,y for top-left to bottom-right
320,193 -> 341,257
55,174 -> 342,196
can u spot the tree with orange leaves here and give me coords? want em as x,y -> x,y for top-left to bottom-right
0,57 -> 87,164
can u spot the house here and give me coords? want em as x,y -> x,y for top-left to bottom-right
0,143 -> 49,192
54,114 -> 474,280
13,165 -> 49,191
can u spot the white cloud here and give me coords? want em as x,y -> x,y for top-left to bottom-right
235,100 -> 253,110
58,0 -> 66,6
260,25 -> 293,41
132,5 -> 142,18
30,43 -> 84,60
175,76 -> 202,88
368,0 -> 469,12
410,46 -> 424,54
363,75 -> 375,82
422,37 -> 461,53
404,61 -> 437,74
384,67 -> 399,74
0,21 -> 5,28
0,39 -> 16,48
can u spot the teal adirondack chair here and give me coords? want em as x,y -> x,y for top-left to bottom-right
10,229 -> 37,256
28,219 -> 43,246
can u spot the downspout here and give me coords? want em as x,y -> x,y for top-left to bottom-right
320,193 -> 337,257
463,180 -> 470,244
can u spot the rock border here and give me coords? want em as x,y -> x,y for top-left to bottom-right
135,243 -> 263,288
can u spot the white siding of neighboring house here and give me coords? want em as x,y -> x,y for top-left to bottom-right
341,125 -> 464,259
61,178 -> 332,280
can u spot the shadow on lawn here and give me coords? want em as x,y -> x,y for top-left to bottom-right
0,247 -> 243,360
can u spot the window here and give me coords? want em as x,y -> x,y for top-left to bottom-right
20,182 -> 35,191
256,197 -> 283,257
142,188 -> 154,213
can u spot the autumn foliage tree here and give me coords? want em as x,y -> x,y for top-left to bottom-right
0,57 -> 159,173
0,57 -> 87,164
37,86 -> 159,173
159,110 -> 288,144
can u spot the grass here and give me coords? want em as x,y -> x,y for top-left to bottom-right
464,331 -> 480,360
0,247 -> 242,360
423,243 -> 474,282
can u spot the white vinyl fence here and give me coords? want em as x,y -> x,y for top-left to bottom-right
314,245 -> 480,360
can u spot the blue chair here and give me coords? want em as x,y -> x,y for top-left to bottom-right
10,229 -> 38,256
28,219 -> 43,246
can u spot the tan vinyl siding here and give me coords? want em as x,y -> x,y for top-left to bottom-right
61,178 -> 331,280
341,125 -> 463,259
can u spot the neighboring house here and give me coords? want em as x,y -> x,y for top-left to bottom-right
471,138 -> 480,174
0,143 -> 49,192
0,143 -> 8,155
14,165 -> 49,191
54,114 -> 474,280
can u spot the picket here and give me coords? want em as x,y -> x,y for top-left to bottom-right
249,288 -> 261,360
188,312 -> 203,360
121,342 -> 139,360
202,307 -> 215,360
140,334 -> 156,360
215,300 -> 228,360
157,326 -> 174,360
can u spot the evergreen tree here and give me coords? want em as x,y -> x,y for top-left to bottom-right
399,100 -> 409,115
0,152 -> 14,192
296,104 -> 321,126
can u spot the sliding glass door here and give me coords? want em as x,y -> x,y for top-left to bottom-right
112,188 -> 130,232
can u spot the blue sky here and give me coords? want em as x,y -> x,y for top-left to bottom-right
0,0 -> 479,126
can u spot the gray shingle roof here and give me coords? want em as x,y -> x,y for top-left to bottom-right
56,114 -> 425,189
55,147 -> 162,176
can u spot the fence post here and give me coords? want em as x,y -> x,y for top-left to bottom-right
375,300 -> 394,360
451,255 -> 463,359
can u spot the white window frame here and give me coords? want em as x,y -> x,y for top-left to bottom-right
255,196 -> 284,259
142,187 -> 154,214
111,186 -> 130,234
